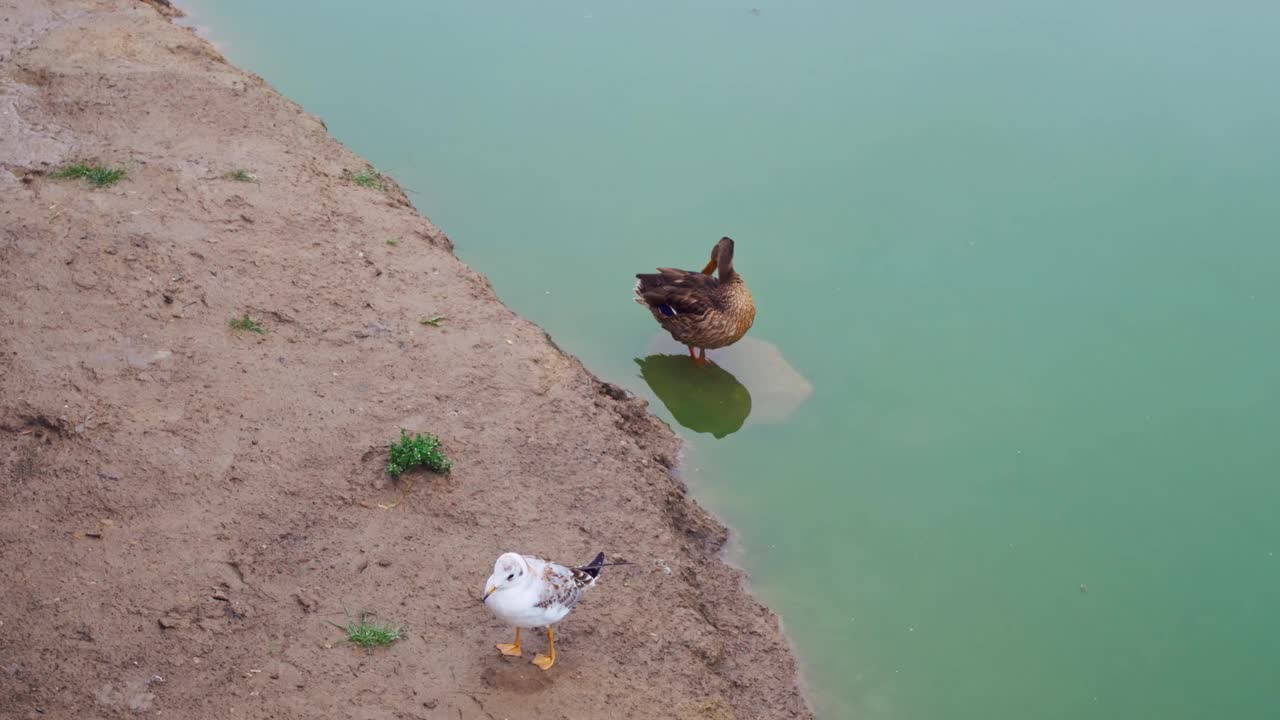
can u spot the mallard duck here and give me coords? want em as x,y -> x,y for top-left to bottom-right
634,236 -> 756,366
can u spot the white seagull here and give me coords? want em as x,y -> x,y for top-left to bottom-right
481,551 -> 607,670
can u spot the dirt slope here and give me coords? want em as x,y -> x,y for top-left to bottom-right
0,1 -> 812,718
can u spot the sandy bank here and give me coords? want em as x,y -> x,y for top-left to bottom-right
0,1 -> 811,718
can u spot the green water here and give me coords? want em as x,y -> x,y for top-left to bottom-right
182,2 -> 1280,716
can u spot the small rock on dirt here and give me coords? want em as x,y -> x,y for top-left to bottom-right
353,321 -> 390,339
292,593 -> 318,614
158,614 -> 189,629
600,382 -> 629,400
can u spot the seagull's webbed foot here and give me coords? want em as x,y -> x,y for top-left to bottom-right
531,627 -> 556,671
496,627 -> 522,657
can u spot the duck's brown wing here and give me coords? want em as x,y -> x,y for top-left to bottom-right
635,268 -> 720,318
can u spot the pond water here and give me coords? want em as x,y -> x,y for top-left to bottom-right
181,2 -> 1280,717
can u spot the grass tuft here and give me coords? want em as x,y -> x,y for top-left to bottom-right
224,169 -> 257,183
51,162 -> 127,188
229,313 -> 265,335
385,238 -> 398,247
345,166 -> 387,191
418,316 -> 446,327
338,613 -> 402,648
387,429 -> 452,477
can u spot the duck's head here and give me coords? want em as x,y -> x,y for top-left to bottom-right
701,236 -> 736,281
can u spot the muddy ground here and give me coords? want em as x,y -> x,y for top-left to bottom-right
0,1 -> 811,718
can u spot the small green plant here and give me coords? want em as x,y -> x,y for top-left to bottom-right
224,169 -> 257,182
387,429 -> 452,477
229,313 -> 265,334
385,238 -> 399,247
345,166 -> 386,191
335,613 -> 402,648
418,316 -> 446,327
52,162 -> 127,188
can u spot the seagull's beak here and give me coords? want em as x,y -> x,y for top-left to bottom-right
481,585 -> 496,602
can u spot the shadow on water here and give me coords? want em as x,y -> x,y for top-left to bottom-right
636,335 -> 814,438
635,354 -> 753,439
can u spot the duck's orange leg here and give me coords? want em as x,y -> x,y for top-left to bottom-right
688,345 -> 698,360
697,348 -> 708,367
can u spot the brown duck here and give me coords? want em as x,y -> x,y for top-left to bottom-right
634,237 -> 756,366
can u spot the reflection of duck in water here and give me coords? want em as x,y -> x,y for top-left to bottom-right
635,355 -> 752,438
634,237 -> 756,367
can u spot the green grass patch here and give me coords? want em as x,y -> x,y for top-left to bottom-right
335,613 -> 402,648
418,316 -> 446,327
224,169 -> 257,183
387,429 -> 452,477
51,162 -> 127,188
345,166 -> 387,191
385,238 -> 399,247
229,313 -> 265,335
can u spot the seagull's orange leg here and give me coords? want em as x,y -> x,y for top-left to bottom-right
532,627 -> 556,670
496,627 -> 522,657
